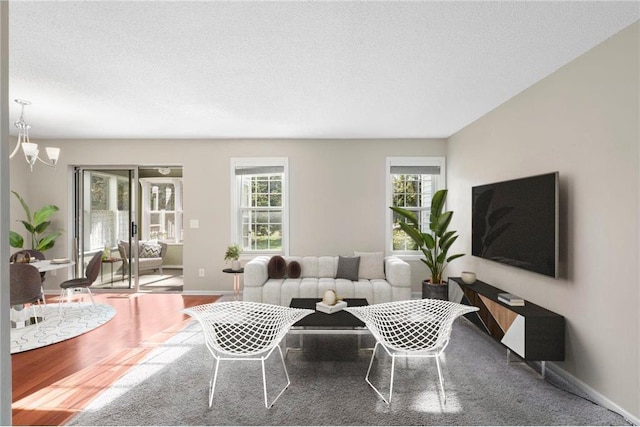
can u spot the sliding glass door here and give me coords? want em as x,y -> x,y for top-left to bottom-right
73,167 -> 139,291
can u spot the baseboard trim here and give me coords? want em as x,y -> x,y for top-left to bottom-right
181,290 -> 230,296
543,362 -> 638,425
452,293 -> 639,424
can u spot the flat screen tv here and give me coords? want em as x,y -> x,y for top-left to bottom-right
472,172 -> 559,278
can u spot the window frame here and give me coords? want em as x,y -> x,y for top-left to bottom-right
139,177 -> 183,243
230,157 -> 289,257
385,157 -> 446,259
84,170 -> 130,252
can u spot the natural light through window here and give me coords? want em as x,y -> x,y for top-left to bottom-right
370,354 -> 462,413
386,157 -> 445,256
86,171 -> 130,252
231,158 -> 289,255
81,345 -> 193,411
140,178 -> 183,243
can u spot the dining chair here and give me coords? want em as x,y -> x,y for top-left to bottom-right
59,251 -> 103,306
10,249 -> 47,304
10,263 -> 46,328
345,299 -> 479,404
181,301 -> 313,408
10,249 -> 46,263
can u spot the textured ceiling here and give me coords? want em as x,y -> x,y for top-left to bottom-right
8,1 -> 639,139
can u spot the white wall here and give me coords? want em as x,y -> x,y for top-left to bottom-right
447,23 -> 639,420
12,138 -> 445,294
0,2 -> 11,424
7,154 -> 30,240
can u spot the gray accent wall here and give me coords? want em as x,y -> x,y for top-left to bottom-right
447,22 -> 639,421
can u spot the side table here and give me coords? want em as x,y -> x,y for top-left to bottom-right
222,268 -> 244,299
101,257 -> 123,284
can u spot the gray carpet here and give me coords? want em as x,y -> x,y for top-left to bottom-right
68,318 -> 630,426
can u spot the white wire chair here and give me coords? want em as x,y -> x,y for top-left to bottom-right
181,301 -> 313,408
345,299 -> 479,404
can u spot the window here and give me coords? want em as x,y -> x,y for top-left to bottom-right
90,174 -> 109,210
140,178 -> 183,242
231,158 -> 288,255
84,171 -> 130,252
386,157 -> 445,255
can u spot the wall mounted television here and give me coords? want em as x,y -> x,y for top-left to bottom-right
472,172 -> 559,278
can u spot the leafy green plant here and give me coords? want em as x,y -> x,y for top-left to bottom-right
224,244 -> 242,261
390,189 -> 464,284
9,190 -> 62,251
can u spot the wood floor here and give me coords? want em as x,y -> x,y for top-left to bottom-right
11,293 -> 219,426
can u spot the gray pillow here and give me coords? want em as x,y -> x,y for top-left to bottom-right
140,242 -> 162,258
336,256 -> 361,281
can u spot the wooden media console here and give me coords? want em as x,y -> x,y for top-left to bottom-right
448,277 -> 565,366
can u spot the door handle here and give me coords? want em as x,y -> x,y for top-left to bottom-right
131,222 -> 138,237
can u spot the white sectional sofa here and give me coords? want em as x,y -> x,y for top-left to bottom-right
243,253 -> 411,306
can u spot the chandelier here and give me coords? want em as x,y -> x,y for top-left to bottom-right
9,99 -> 60,171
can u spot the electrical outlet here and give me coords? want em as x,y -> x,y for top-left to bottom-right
51,269 -> 57,276
198,268 -> 205,277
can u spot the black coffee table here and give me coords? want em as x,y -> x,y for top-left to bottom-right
287,298 -> 371,353
290,297 -> 368,327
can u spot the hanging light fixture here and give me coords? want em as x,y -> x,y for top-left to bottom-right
9,99 -> 60,171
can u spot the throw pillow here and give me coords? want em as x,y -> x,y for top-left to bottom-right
354,251 -> 385,280
336,256 -> 360,281
287,261 -> 301,278
140,243 -> 161,258
268,255 -> 287,279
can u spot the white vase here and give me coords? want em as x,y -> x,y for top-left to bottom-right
461,271 -> 477,284
322,289 -> 337,306
231,260 -> 241,270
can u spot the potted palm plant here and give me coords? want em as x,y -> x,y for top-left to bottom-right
9,190 -> 62,252
224,244 -> 242,270
390,189 -> 464,300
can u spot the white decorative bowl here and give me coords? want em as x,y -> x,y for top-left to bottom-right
322,289 -> 337,306
461,271 -> 477,284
